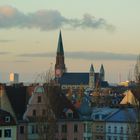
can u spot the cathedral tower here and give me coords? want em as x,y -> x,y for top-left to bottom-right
89,64 -> 95,89
55,31 -> 66,77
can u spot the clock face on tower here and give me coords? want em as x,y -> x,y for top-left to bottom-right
56,69 -> 61,76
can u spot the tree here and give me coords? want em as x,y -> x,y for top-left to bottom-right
134,54 -> 140,84
32,65 -> 58,140
133,54 -> 140,139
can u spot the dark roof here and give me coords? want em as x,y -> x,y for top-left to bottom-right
5,84 -> 31,120
101,81 -> 109,87
0,109 -> 16,126
58,72 -> 89,85
57,72 -> 108,87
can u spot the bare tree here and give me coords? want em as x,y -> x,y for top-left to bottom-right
134,54 -> 140,84
38,84 -> 57,140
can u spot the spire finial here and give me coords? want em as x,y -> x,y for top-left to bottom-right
57,30 -> 64,54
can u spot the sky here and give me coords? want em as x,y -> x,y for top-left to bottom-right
0,0 -> 140,83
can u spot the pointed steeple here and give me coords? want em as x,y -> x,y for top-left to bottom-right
100,64 -> 105,81
100,64 -> 104,73
89,64 -> 95,89
57,30 -> 64,54
90,64 -> 94,72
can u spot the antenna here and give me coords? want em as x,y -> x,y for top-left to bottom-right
119,73 -> 121,83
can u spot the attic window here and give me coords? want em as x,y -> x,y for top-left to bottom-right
38,96 -> 41,103
5,116 -> 10,123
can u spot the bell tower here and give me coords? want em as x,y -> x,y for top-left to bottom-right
89,64 -> 95,89
55,31 -> 66,78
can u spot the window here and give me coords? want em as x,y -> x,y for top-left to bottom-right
114,126 -> 117,133
107,136 -> 111,140
36,125 -> 38,133
0,130 -> 2,137
5,116 -> 10,122
20,126 -> 24,134
95,115 -> 99,119
96,136 -> 103,140
120,137 -> 123,140
67,113 -> 73,118
113,136 -> 117,140
61,124 -> 67,133
42,109 -> 46,116
96,126 -> 100,132
33,110 -> 36,116
120,127 -> 123,134
31,125 -> 35,134
74,124 -> 78,133
100,126 -> 103,132
108,126 -> 111,133
126,126 -> 129,134
4,129 -> 11,137
38,96 -> 41,103
84,123 -> 86,132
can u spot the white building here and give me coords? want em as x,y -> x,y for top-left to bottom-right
105,108 -> 137,140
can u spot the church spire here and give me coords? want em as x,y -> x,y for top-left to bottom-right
55,31 -> 66,78
57,30 -> 64,54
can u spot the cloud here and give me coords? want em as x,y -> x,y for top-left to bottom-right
13,60 -> 30,63
0,39 -> 14,43
0,5 -> 115,31
0,51 -> 10,55
18,51 -> 137,61
19,52 -> 54,57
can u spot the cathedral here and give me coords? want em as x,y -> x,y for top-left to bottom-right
55,31 -> 108,89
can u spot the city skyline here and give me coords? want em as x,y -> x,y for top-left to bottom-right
0,0 -> 139,83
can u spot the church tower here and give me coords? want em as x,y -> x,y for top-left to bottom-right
89,64 -> 95,89
55,31 -> 66,78
100,64 -> 105,81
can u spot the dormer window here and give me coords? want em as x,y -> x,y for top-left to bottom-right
67,112 -> 73,119
5,116 -> 10,123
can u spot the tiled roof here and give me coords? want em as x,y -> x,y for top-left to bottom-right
106,108 -> 137,122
